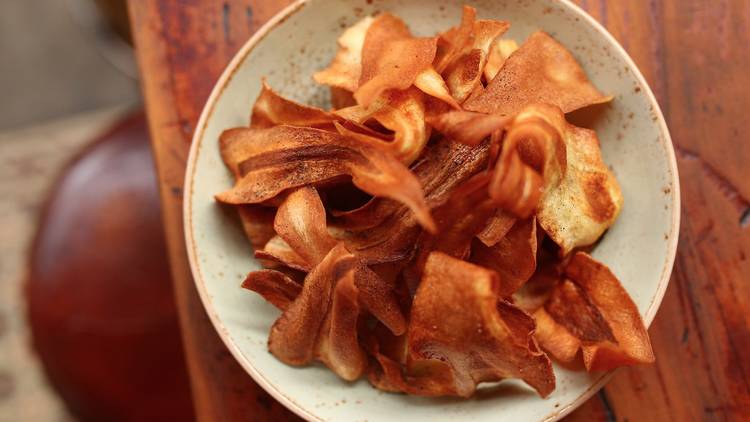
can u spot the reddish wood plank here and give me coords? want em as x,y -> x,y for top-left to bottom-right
575,1 -> 750,421
127,1 -> 298,421
564,392 -> 614,422
128,0 -> 750,420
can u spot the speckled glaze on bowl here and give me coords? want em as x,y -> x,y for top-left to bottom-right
184,1 -> 680,420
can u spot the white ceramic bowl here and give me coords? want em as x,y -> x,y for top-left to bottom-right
184,1 -> 680,420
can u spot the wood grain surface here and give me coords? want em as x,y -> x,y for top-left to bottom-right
127,1 -> 750,420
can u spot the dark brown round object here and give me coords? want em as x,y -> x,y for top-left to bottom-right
26,113 -> 194,422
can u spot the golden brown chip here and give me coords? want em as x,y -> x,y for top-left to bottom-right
331,104 -> 373,123
254,235 -> 311,272
274,186 -> 337,266
365,324 -> 459,396
215,125 -> 435,232
268,243 -> 354,365
340,139 -> 491,264
465,81 -> 485,104
426,110 -> 511,146
534,115 -> 623,254
241,269 -> 302,311
315,267 -> 367,380
464,31 -> 611,116
534,253 -> 653,371
250,81 -> 389,140
314,16 -> 374,92
370,353 -> 459,397
355,13 -> 437,107
476,209 -> 515,247
513,251 -> 561,314
352,262 -> 406,336
407,252 -> 555,397
330,86 -> 357,109
488,104 -> 568,218
413,67 -> 461,109
442,19 -> 509,103
564,253 -> 654,371
428,106 -> 570,217
251,80 -> 337,129
470,217 -> 537,297
444,48 -> 486,104
408,173 -> 497,283
433,5 -> 477,72
483,38 -> 518,82
236,205 -> 276,250
329,197 -> 397,231
335,88 -> 429,165
533,307 -> 581,363
366,89 -> 430,164
472,20 -> 510,53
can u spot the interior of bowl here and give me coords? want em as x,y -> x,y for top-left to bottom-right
184,0 -> 679,421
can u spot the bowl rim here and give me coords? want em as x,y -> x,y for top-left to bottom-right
183,1 -> 681,420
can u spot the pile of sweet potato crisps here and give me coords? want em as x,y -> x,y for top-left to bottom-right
215,6 -> 654,398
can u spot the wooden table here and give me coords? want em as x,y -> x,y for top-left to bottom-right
127,1 -> 750,420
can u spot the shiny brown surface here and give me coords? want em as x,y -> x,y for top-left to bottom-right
26,114 -> 194,422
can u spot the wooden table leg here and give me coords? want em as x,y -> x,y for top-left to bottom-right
127,1 -> 299,420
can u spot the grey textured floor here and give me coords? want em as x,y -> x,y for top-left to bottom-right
0,107 -> 130,422
0,0 -> 139,130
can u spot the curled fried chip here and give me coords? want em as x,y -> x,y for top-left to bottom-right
465,81 -> 485,104
413,67 -> 461,109
426,110 -> 510,145
330,86 -> 357,109
274,187 -> 337,266
464,31 -> 611,116
314,16 -> 374,92
241,269 -> 301,311
355,13 -> 437,107
488,104 -> 568,218
364,323 -> 450,395
428,104 -> 570,218
329,197 -> 398,231
370,351 -> 459,397
215,126 -> 435,232
251,80 -> 337,129
352,262 -> 406,335
483,38 -> 518,82
336,88 -> 429,165
513,251 -> 561,314
268,243 -> 354,365
535,121 -> 623,255
534,253 -> 653,371
442,19 -> 509,103
433,5 -> 477,72
470,217 -> 537,297
565,253 -> 653,371
476,209 -> 515,247
251,81 -> 390,140
315,267 -> 367,380
364,89 -> 429,165
341,139 -> 491,264
407,252 -> 555,397
444,48 -> 486,104
472,20 -> 511,53
408,173 -> 497,284
533,307 -> 581,363
255,235 -> 311,272
236,205 -> 276,250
